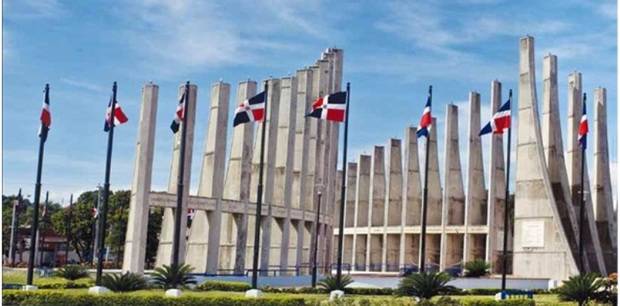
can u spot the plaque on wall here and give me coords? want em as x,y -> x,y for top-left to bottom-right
521,220 -> 545,248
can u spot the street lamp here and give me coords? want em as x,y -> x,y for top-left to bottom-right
311,184 -> 324,288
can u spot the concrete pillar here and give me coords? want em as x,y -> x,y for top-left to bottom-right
249,79 -> 281,274
513,36 -> 578,280
403,127 -> 422,226
565,71 -> 606,274
370,146 -> 386,227
441,105 -> 465,271
485,80 -> 505,273
593,87 -> 617,273
156,83 -> 197,268
386,139 -> 403,227
540,55 -> 582,271
325,49 -> 343,229
426,118 -> 443,226
356,155 -> 372,228
345,163 -> 358,228
274,76 -> 298,270
355,234 -> 367,271
185,82 -> 230,273
223,80 -> 257,274
122,83 -> 158,273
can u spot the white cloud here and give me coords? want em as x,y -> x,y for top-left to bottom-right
60,78 -> 106,93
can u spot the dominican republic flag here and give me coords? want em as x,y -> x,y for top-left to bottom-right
104,96 -> 128,132
480,98 -> 511,136
416,91 -> 432,138
187,209 -> 196,220
306,91 -> 347,122
92,207 -> 99,219
578,100 -> 588,149
170,91 -> 187,133
233,91 -> 266,127
39,92 -> 51,142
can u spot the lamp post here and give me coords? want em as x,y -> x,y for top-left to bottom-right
311,185 -> 324,288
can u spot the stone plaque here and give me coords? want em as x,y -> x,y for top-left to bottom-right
521,220 -> 545,248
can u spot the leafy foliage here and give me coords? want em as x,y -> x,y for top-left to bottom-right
556,273 -> 603,306
463,260 -> 490,277
317,274 -> 354,291
150,264 -> 197,289
594,273 -> 617,305
197,280 -> 251,291
55,264 -> 89,280
101,271 -> 147,292
396,272 -> 456,300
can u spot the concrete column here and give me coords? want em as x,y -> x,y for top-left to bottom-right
156,83 -> 197,268
485,80 -> 505,273
564,71 -> 606,274
223,80 -> 257,274
314,59 -> 331,217
274,76 -> 298,270
593,87 -> 617,273
303,65 -> 319,211
122,83 -> 158,273
249,79 -> 281,274
441,104 -> 465,271
370,146 -> 386,228
325,49 -> 343,228
356,155 -> 371,271
541,55 -> 582,270
188,82 -> 229,273
386,139 -> 403,227
403,127 -> 422,226
513,36 -> 578,280
426,118 -> 442,226
345,163 -> 358,228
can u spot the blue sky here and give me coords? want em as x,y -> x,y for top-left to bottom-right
3,0 -> 617,204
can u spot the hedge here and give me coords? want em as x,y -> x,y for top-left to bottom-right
2,291 -> 306,306
196,280 -> 252,292
458,300 -> 535,306
2,277 -> 94,290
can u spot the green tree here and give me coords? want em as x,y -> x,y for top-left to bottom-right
146,208 -> 163,268
51,190 -> 99,262
106,190 -> 130,267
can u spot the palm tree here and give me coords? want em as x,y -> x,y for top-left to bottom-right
556,273 -> 604,306
150,264 -> 196,289
397,272 -> 456,300
318,275 -> 354,291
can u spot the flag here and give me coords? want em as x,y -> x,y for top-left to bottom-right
104,96 -> 129,132
171,91 -> 186,133
92,207 -> 99,219
233,91 -> 266,127
416,90 -> 432,138
187,209 -> 196,220
480,98 -> 511,136
578,100 -> 588,149
306,91 -> 347,122
39,91 -> 51,141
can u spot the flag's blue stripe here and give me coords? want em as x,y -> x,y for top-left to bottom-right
327,91 -> 347,104
233,112 -> 251,127
306,108 -> 322,118
479,122 -> 492,136
416,127 -> 428,138
248,91 -> 265,105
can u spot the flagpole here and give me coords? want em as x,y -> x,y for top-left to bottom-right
500,89 -> 513,293
171,81 -> 191,288
335,82 -> 351,287
26,84 -> 49,286
251,81 -> 269,289
311,189 -> 322,288
578,93 -> 586,273
39,191 -> 49,266
419,85 -> 432,273
92,185 -> 101,265
95,82 -> 118,286
66,194 -> 73,265
9,188 -> 21,266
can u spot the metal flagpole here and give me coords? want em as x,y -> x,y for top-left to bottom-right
500,89 -> 513,293
419,85 -> 432,273
95,82 -> 118,286
66,194 -> 73,264
171,81 -> 191,288
9,188 -> 21,266
27,84 -> 50,286
251,82 -> 269,289
335,82 -> 351,287
311,189 -> 323,287
92,185 -> 101,265
39,191 -> 49,266
578,93 -> 587,272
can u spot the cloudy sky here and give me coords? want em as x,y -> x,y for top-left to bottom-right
3,0 -> 616,204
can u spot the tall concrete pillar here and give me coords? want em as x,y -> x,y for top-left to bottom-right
273,76 -> 298,270
356,155 -> 371,271
593,87 -> 617,273
513,36 -> 578,280
123,83 -> 158,273
485,80 -> 505,272
385,139 -> 403,270
249,79 -> 281,274
441,105 -> 465,271
223,80 -> 257,274
426,118 -> 443,226
368,146 -> 385,271
565,72 -> 606,274
345,162 -> 358,228
540,55 -> 582,270
464,92 -> 486,264
185,82 -> 229,273
403,127 -> 422,227
325,49 -> 343,227
156,83 -> 198,268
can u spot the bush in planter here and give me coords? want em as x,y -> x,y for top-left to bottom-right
317,275 -> 354,291
463,260 -> 490,278
396,272 -> 456,300
55,264 -> 89,280
101,272 -> 148,292
556,272 -> 603,306
150,263 -> 197,289
196,280 -> 251,292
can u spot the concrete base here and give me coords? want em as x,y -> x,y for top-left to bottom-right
164,289 -> 182,298
245,289 -> 264,298
329,290 -> 345,301
21,285 -> 38,291
494,292 -> 505,301
88,286 -> 111,295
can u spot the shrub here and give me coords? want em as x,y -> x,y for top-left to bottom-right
463,260 -> 490,278
556,273 -> 603,306
196,280 -> 251,292
101,272 -> 147,292
594,273 -> 617,305
318,275 -> 354,291
55,264 -> 89,280
396,272 -> 456,300
150,263 -> 197,289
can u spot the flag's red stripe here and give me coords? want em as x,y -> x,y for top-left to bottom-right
40,109 -> 51,127
419,112 -> 431,127
114,107 -> 128,124
252,108 -> 264,121
579,121 -> 588,136
312,97 -> 323,110
494,116 -> 510,132
326,109 -> 345,122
